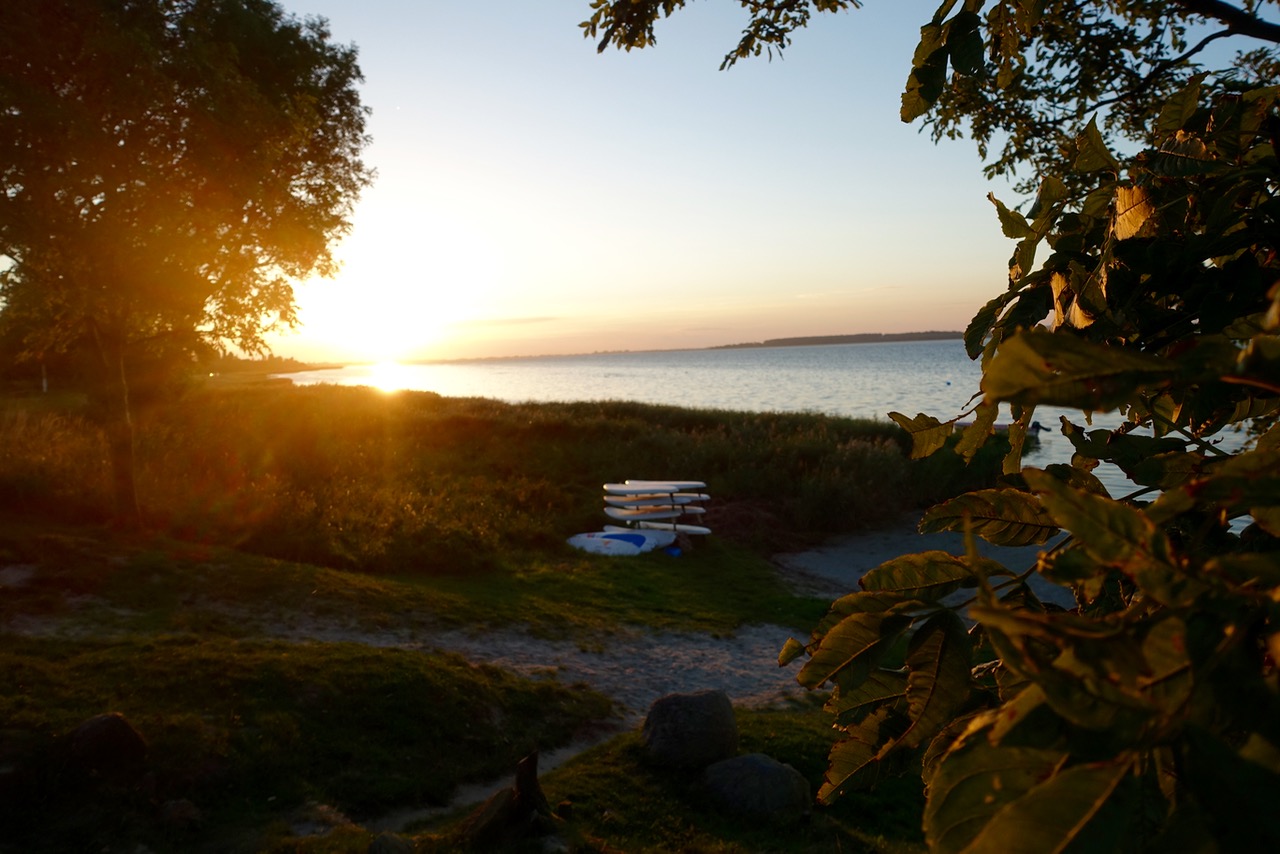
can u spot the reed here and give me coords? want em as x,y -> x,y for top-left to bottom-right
0,383 -> 1003,574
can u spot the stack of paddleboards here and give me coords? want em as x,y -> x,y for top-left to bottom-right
566,480 -> 710,556
601,480 -> 711,536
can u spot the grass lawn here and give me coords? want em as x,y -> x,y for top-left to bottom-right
0,383 -> 1004,851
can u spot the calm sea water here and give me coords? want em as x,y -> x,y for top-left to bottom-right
278,338 -> 1117,477
282,340 -> 989,421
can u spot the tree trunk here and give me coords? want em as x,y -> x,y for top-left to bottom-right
91,324 -> 143,529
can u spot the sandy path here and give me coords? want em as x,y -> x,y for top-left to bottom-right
280,512 -> 1069,727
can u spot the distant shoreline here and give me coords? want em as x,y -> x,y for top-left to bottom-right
708,330 -> 962,350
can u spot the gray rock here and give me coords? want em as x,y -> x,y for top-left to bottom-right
704,753 -> 811,825
62,713 -> 147,782
641,690 -> 737,769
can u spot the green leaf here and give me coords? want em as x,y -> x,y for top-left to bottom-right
1128,451 -> 1206,490
920,489 -> 1059,547
987,682 -> 1055,745
924,734 -> 1064,853
778,636 -> 806,667
1041,463 -> 1110,497
982,330 -> 1176,411
798,607 -> 915,690
1024,469 -> 1205,607
964,755 -> 1136,853
965,292 -> 1015,359
860,550 -> 981,601
1139,616 -> 1192,715
1113,185 -> 1154,240
814,590 -> 914,636
902,45 -> 949,121
818,707 -> 898,804
989,192 -> 1032,238
1157,75 -> 1205,134
1001,406 -> 1036,476
945,10 -> 984,76
956,400 -> 1000,462
1182,727 -> 1280,851
889,411 -> 953,459
902,611 -> 974,748
1074,117 -> 1120,173
1144,132 -> 1229,177
828,667 -> 909,726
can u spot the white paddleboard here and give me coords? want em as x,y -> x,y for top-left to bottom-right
603,526 -> 678,547
604,506 -> 683,522
568,530 -> 676,555
625,479 -> 707,490
602,482 -> 683,496
636,521 -> 712,535
603,492 -> 709,507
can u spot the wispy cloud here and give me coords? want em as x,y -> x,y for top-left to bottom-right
452,316 -> 561,328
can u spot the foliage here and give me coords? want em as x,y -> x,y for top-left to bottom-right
783,82 -> 1280,850
584,0 -> 1280,191
0,0 -> 372,522
587,0 -> 1280,849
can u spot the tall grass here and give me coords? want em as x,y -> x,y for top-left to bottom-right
1,384 -> 1002,574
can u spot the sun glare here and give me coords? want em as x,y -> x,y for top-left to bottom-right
287,203 -> 507,363
365,361 -> 416,393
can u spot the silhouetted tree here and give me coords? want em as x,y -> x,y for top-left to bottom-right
0,0 -> 372,525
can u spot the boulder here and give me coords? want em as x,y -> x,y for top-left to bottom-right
61,713 -> 147,783
703,753 -> 811,825
641,690 -> 737,769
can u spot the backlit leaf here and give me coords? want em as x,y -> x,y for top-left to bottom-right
1128,451 -> 1206,490
1041,463 -> 1110,497
1024,470 -> 1204,607
889,411 -> 953,459
955,400 -> 999,462
920,489 -> 1059,547
902,611 -> 973,748
1145,131 -> 1228,176
982,330 -> 1175,411
1114,185 -> 1154,240
964,755 -> 1136,853
924,734 -> 1064,853
778,636 -> 806,667
1074,117 -> 1120,173
818,707 -> 898,804
860,550 -> 980,601
827,667 -> 909,726
798,607 -> 914,690
989,192 -> 1032,238
1157,74 -> 1204,134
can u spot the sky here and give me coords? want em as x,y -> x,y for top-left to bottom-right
267,0 -> 1023,363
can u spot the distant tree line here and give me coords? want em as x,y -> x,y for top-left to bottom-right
712,331 -> 963,349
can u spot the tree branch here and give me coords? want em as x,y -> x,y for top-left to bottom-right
1084,28 -> 1235,116
1169,0 -> 1280,44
